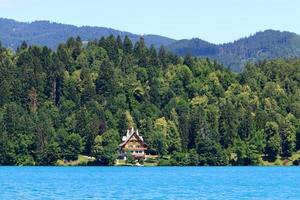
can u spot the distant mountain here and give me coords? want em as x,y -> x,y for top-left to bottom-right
1,18 -> 300,71
166,38 -> 219,57
0,18 -> 175,50
167,30 -> 300,71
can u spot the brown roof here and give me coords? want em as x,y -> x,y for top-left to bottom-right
119,131 -> 148,148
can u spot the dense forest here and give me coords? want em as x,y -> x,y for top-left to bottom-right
3,18 -> 300,72
0,35 -> 300,166
169,30 -> 300,71
168,30 -> 300,72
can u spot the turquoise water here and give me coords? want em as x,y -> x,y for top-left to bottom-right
0,167 -> 299,200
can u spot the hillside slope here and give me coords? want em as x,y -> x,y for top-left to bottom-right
2,18 -> 300,71
0,18 -> 175,49
168,30 -> 300,71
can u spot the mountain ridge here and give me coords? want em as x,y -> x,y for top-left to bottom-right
1,18 -> 300,71
0,18 -> 175,50
167,29 -> 300,71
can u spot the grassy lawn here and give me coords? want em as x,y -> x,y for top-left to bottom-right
291,151 -> 300,161
115,159 -> 127,166
115,157 -> 159,166
143,160 -> 159,166
57,155 -> 96,166
261,151 -> 300,166
56,152 -> 300,166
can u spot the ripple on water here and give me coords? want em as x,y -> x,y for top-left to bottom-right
0,167 -> 300,200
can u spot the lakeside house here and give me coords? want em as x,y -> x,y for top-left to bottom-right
119,128 -> 148,160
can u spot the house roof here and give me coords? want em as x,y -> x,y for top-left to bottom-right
119,128 -> 148,148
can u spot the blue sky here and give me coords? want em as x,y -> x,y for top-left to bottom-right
0,0 -> 299,44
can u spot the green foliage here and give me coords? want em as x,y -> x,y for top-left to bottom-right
56,129 -> 83,161
36,142 -> 61,166
96,59 -> 119,97
280,116 -> 296,157
3,19 -> 300,72
265,122 -> 281,161
188,149 -> 200,166
168,30 -> 300,72
92,129 -> 119,166
157,158 -> 171,166
170,152 -> 189,166
266,134 -> 281,161
196,138 -> 228,166
166,120 -> 182,153
234,139 -> 261,165
125,151 -> 135,165
1,35 -> 300,166
150,130 -> 168,156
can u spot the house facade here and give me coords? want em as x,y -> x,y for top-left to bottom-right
119,128 -> 148,160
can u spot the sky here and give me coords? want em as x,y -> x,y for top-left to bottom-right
0,0 -> 300,44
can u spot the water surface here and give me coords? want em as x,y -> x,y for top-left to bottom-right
0,167 -> 299,199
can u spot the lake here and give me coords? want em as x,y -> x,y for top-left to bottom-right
0,167 -> 299,199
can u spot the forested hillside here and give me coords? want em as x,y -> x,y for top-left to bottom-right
3,18 -> 300,73
168,30 -> 300,71
0,35 -> 300,166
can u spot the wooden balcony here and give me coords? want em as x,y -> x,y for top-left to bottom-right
124,147 -> 147,151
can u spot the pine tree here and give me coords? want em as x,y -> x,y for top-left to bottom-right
183,54 -> 194,68
149,45 -> 159,66
104,35 -> 119,62
123,36 -> 133,54
116,35 -> 123,50
134,38 -> 148,66
218,100 -> 238,148
96,60 -> 118,97
0,80 -> 11,106
167,120 -> 182,153
75,107 -> 98,154
264,122 -> 280,161
158,45 -> 168,68
280,119 -> 296,157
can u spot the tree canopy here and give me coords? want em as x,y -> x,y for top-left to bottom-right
0,36 -> 300,166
